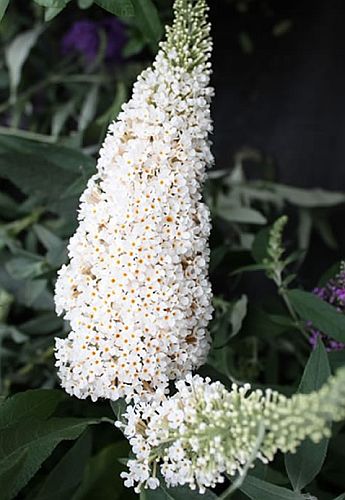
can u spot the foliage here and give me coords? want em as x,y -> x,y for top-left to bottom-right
0,1 -> 345,499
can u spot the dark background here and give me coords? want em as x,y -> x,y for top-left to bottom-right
212,0 -> 345,189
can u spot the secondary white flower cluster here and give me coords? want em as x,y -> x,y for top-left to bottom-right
54,0 -> 213,402
118,370 -> 345,493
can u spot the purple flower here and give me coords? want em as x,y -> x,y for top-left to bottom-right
62,20 -> 99,62
309,265 -> 345,351
61,18 -> 127,63
99,18 -> 127,61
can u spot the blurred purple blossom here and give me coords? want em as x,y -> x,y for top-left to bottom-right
61,18 -> 127,63
100,18 -> 127,61
309,264 -> 345,351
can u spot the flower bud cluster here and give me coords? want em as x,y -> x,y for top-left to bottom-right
54,0 -> 213,403
118,370 -> 345,493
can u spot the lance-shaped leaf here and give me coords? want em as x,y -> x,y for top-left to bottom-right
240,475 -> 305,500
285,339 -> 331,490
0,389 -> 65,429
287,289 -> 345,343
0,417 -> 96,499
34,431 -> 92,500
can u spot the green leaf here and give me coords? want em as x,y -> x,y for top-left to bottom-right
287,289 -> 345,343
96,81 -> 127,126
252,227 -> 270,263
73,441 -> 135,500
285,339 -> 330,490
0,389 -> 65,429
19,312 -> 63,335
0,135 -> 95,174
34,432 -> 92,500
297,208 -> 312,252
33,224 -> 64,250
122,36 -> 145,57
0,265 -> 51,310
217,203 -> 267,225
269,183 -> 345,208
229,295 -> 248,338
334,494 -> 345,500
34,0 -> 66,6
329,350 -> 345,370
130,0 -> 163,50
213,295 -> 248,349
0,324 -> 27,343
0,0 -> 10,22
4,26 -> 43,101
0,288 -> 13,323
5,255 -> 48,280
241,305 -> 292,339
318,261 -> 341,287
251,461 -> 290,486
61,177 -> 89,199
283,250 -> 305,267
0,146 -> 89,206
78,0 -> 94,8
210,245 -> 229,273
110,398 -> 127,423
95,0 -> 134,17
240,475 -> 305,500
78,84 -> 100,132
0,449 -> 28,500
315,216 -> 338,249
231,263 -> 269,275
0,417 -> 95,499
268,314 -> 295,329
39,0 -> 70,21
0,191 -> 18,214
298,338 -> 331,394
33,224 -> 66,267
44,6 -> 65,21
18,279 -> 48,307
51,100 -> 75,137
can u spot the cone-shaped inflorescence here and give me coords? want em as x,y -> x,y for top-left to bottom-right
54,0 -> 214,403
118,369 -> 345,493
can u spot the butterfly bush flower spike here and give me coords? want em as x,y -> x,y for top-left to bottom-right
54,0 -> 214,403
118,370 -> 345,493
309,262 -> 345,351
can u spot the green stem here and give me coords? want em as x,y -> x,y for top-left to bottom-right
5,208 -> 43,235
0,126 -> 57,143
100,417 -> 116,425
0,78 -> 51,114
274,270 -> 309,340
280,288 -> 307,336
0,57 -> 76,114
53,74 -> 111,84
0,72 -> 110,115
17,345 -> 54,377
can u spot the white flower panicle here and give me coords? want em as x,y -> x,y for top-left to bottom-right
118,370 -> 345,493
54,0 -> 214,403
